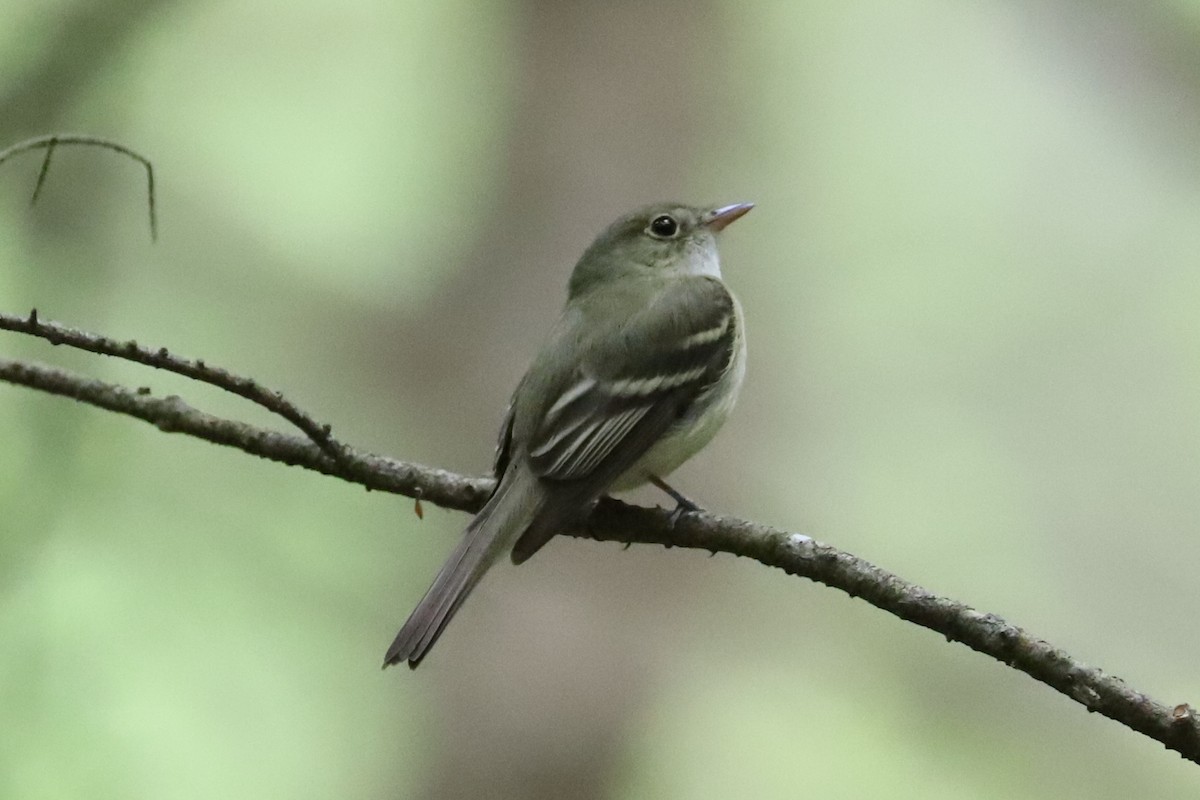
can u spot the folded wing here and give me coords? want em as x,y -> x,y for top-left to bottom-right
510,275 -> 737,562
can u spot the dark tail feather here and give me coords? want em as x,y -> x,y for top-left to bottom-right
509,505 -> 574,565
510,482 -> 600,565
382,478 -> 524,669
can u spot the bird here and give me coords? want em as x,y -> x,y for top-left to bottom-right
384,201 -> 752,668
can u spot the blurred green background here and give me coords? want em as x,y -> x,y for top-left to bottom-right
3,0 -> 1200,797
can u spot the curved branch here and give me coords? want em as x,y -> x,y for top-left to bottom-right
0,356 -> 488,509
0,133 -> 156,240
0,310 -> 348,464
0,354 -> 1197,763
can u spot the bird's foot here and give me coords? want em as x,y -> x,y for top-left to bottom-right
648,474 -> 703,529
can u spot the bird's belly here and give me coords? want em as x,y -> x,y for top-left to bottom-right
610,345 -> 745,492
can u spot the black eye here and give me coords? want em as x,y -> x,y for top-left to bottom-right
648,214 -> 679,238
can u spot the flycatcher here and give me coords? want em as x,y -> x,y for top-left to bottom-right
384,201 -> 752,668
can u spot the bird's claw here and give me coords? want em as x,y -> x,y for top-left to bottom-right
666,502 -> 692,530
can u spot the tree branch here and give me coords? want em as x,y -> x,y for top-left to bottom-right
0,356 -> 488,512
1,327 -> 1198,764
0,309 -> 348,464
0,134 -> 157,240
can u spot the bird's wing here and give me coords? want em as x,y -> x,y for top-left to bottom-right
492,378 -> 521,480
510,276 -> 738,562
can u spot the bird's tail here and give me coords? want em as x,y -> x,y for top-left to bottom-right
383,470 -> 537,669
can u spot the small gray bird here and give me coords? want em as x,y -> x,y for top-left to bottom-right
384,202 -> 752,668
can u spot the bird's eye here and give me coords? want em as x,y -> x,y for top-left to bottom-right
647,214 -> 679,239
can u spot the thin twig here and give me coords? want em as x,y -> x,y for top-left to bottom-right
0,353 -> 1196,763
0,356 -> 488,508
0,309 -> 350,465
0,133 -> 156,240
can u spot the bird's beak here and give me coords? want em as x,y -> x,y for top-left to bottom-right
703,202 -> 755,232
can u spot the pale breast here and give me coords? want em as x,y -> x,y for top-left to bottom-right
611,300 -> 746,492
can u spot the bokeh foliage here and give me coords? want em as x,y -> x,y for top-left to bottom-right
3,0 -> 1200,797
